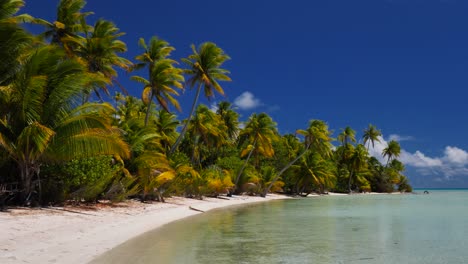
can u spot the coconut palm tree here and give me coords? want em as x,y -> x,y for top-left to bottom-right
133,151 -> 199,202
66,19 -> 132,100
187,105 -> 227,166
169,42 -> 231,154
234,113 -> 278,193
153,109 -> 179,154
0,0 -> 34,85
363,124 -> 381,150
348,144 -> 368,192
216,101 -> 239,142
300,152 -> 336,194
0,45 -> 129,202
262,120 -> 333,197
382,140 -> 401,166
35,0 -> 92,49
338,126 -> 356,146
131,37 -> 184,126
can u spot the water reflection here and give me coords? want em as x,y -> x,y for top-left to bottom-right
92,193 -> 468,264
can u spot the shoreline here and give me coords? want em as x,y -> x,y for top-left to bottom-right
0,194 -> 290,264
0,191 -> 409,264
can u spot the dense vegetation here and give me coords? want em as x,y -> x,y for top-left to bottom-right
0,0 -> 412,206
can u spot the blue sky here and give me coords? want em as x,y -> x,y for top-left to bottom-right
22,0 -> 468,187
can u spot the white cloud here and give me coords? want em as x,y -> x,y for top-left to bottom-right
388,134 -> 414,142
233,92 -> 261,110
367,136 -> 387,164
367,134 -> 468,179
443,146 -> 468,165
369,135 -> 442,168
400,150 -> 443,167
209,102 -> 218,113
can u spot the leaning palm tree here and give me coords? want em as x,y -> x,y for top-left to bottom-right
0,45 -> 129,203
363,124 -> 381,150
300,152 -> 336,194
169,42 -> 231,154
262,119 -> 333,197
234,113 -> 278,193
382,140 -> 401,166
131,37 -> 184,125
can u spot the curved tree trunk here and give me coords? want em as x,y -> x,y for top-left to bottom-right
169,83 -> 202,155
261,144 -> 310,197
144,91 -> 154,126
233,139 -> 257,195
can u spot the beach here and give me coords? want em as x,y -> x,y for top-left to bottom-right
0,194 -> 290,264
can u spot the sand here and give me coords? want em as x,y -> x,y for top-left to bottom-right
0,194 -> 289,264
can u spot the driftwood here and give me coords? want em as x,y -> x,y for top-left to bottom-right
189,206 -> 205,213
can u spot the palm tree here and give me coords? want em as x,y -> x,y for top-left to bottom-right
66,19 -> 132,100
35,0 -> 92,49
133,151 -> 199,202
234,113 -> 278,193
201,165 -> 235,197
153,109 -> 179,154
300,152 -> 336,194
0,45 -> 129,202
363,124 -> 381,150
382,140 -> 401,166
262,120 -> 333,197
216,101 -> 239,142
348,144 -> 368,192
0,0 -> 33,85
115,94 -> 146,123
131,37 -> 184,126
187,105 -> 227,166
338,126 -> 356,146
169,42 -> 231,154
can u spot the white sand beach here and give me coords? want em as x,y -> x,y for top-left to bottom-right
0,194 -> 289,264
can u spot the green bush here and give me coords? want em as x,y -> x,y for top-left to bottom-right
42,156 -> 122,202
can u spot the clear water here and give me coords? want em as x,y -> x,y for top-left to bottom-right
92,190 -> 468,264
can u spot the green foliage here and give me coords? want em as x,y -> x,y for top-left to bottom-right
398,176 -> 413,192
61,156 -> 116,186
0,1 -> 414,206
216,156 -> 244,174
40,155 -> 138,204
200,166 -> 234,196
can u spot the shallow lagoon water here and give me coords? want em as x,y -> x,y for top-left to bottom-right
92,190 -> 468,264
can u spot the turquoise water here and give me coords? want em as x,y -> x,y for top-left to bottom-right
92,190 -> 468,264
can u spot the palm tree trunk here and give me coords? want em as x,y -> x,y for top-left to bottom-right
144,91 -> 154,126
169,82 -> 203,155
348,169 -> 354,193
261,144 -> 310,197
191,135 -> 199,166
233,139 -> 257,194
19,163 -> 33,204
